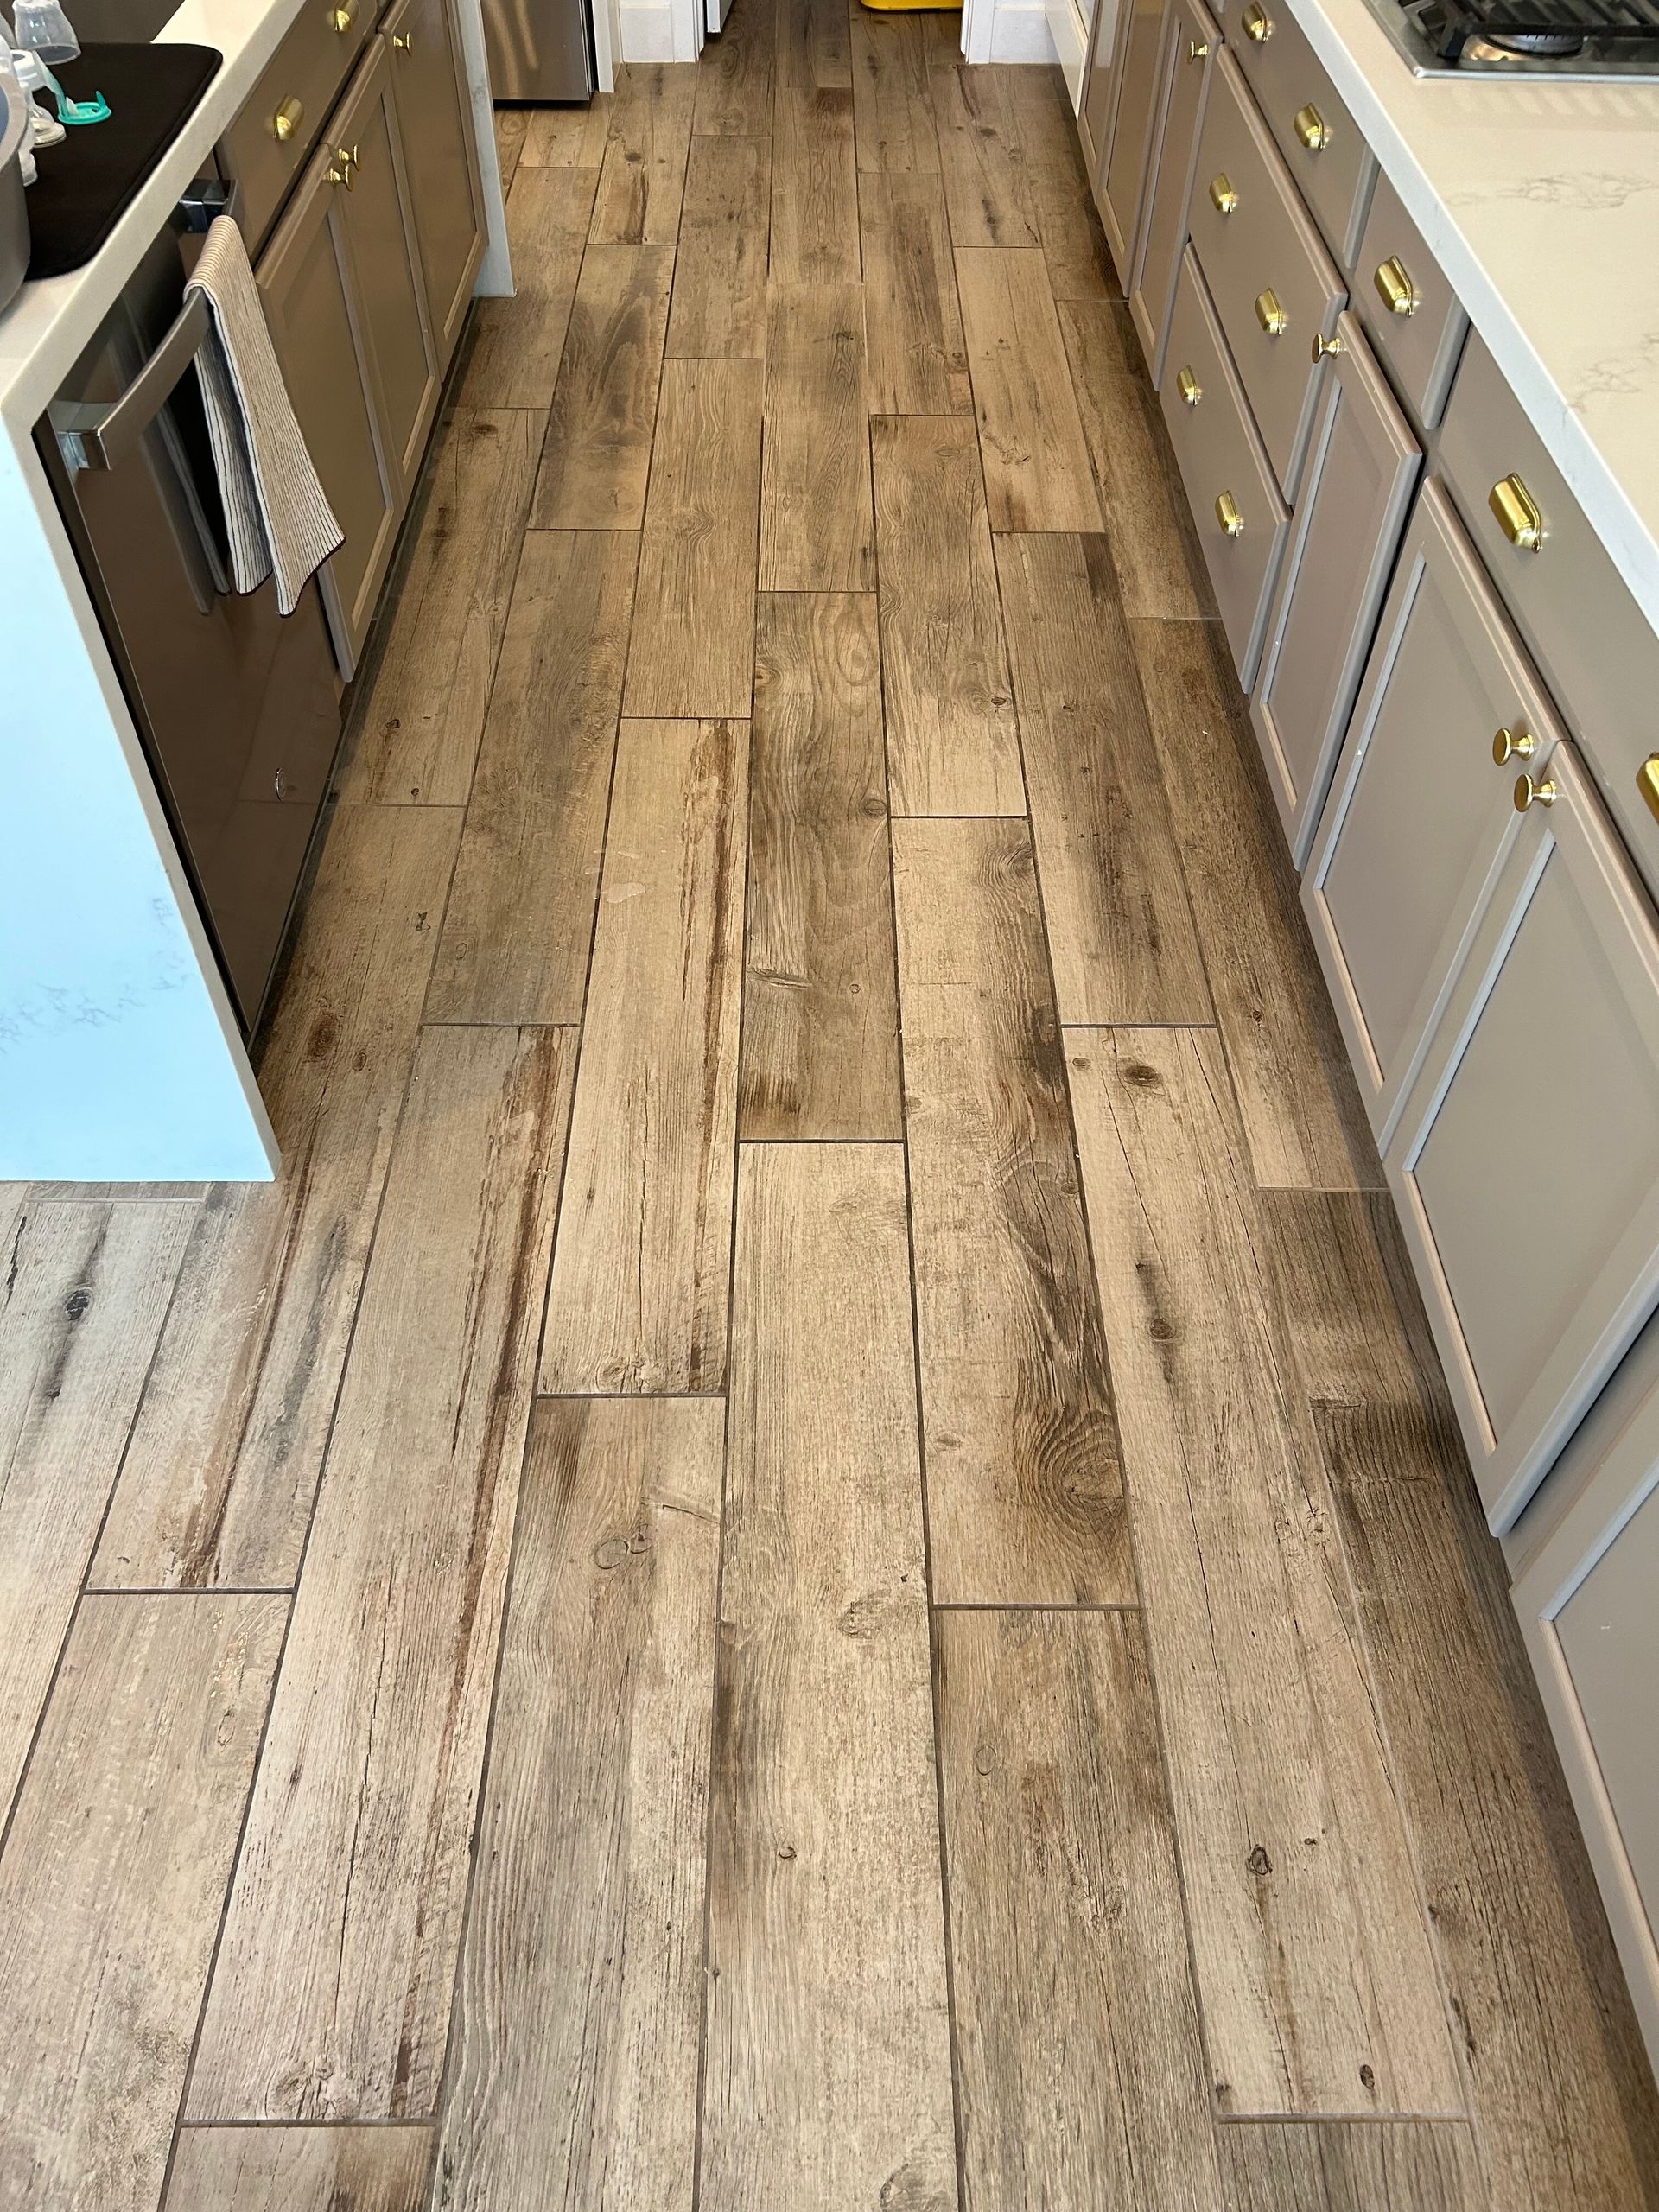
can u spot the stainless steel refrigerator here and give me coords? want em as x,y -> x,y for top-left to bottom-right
484,0 -> 595,100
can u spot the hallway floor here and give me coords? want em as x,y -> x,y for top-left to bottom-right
3,9 -> 1659,2208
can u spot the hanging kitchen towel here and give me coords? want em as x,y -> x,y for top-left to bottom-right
184,213 -> 342,614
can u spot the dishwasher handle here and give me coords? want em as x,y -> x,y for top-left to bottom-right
51,291 -> 212,473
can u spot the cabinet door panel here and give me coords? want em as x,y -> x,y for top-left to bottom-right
1098,0 -> 1167,277
383,0 -> 485,369
258,144 -> 397,673
1078,0 -> 1122,177
1128,0 -> 1217,384
1251,312 -> 1418,864
1301,480 -> 1564,1139
1389,741 -> 1659,1530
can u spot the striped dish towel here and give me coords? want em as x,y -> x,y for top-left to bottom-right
185,214 -> 343,615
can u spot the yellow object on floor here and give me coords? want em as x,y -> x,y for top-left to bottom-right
859,0 -> 958,13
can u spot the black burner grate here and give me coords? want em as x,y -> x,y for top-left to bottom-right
1427,0 -> 1659,54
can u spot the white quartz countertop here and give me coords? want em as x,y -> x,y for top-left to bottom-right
1285,0 -> 1659,639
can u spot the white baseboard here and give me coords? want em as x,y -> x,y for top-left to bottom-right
1045,0 -> 1087,97
987,1 -> 1061,61
618,0 -> 677,59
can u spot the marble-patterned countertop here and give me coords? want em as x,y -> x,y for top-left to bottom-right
1286,0 -> 1659,638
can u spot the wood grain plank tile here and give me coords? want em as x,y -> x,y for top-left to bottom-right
702,1141 -> 955,2210
592,62 -> 697,245
1217,2122 -> 1488,2210
467,168 -> 595,408
1065,1027 -> 1465,2115
427,530 -> 637,1025
775,0 -> 850,89
939,1609 -> 1225,2210
769,87 -> 860,284
850,7 -> 939,174
956,246 -> 1103,531
523,93 -> 613,168
623,358 -> 765,719
1265,1191 -> 1659,2208
931,61 -> 1038,249
759,282 -> 875,591
859,168 -> 971,416
0,1198 -> 193,1821
892,818 -> 1128,1603
1006,64 -> 1117,299
92,804 -> 461,1591
1128,616 -> 1380,1189
995,531 -> 1211,1023
187,1026 -> 576,2120
436,1398 -> 721,2212
693,0 -> 775,137
531,245 -> 675,529
493,105 -> 526,197
871,414 -> 1022,816
668,134 -> 771,360
541,720 -> 746,1393
166,2127 -> 432,2211
1058,296 -> 1215,620
741,592 -> 900,1139
346,410 -> 543,806
0,1595 -> 282,2210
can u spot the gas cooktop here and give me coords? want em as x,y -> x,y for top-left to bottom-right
1362,0 -> 1659,73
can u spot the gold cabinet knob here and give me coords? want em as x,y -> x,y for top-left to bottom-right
327,162 -> 349,186
1294,102 -> 1330,151
1638,754 -> 1659,826
330,144 -> 359,187
1243,0 -> 1273,36
1209,173 -> 1239,216
270,94 -> 303,142
1374,255 -> 1421,317
1255,287 -> 1288,337
328,0 -> 356,29
1216,490 -> 1245,537
1176,365 -> 1203,406
1514,772 -> 1558,812
391,28 -> 414,47
1490,474 -> 1546,553
1187,35 -> 1210,58
1492,727 -> 1537,765
1311,331 -> 1343,361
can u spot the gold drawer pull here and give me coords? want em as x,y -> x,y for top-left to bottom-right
1255,288 -> 1288,337
1243,0 -> 1273,37
1209,173 -> 1239,216
1374,255 -> 1421,316
1311,331 -> 1343,361
391,27 -> 414,46
271,95 -> 303,142
1176,365 -> 1203,406
328,0 -> 357,29
1216,490 -> 1245,537
1492,727 -> 1537,765
1638,755 -> 1659,825
1514,772 -> 1557,812
329,144 -> 359,188
1294,102 -> 1330,151
1187,35 -> 1210,58
1490,474 -> 1546,553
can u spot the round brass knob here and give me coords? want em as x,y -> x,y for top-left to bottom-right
1492,728 -> 1537,766
1514,773 -> 1558,812
391,29 -> 414,47
1311,332 -> 1344,362
1187,35 -> 1209,58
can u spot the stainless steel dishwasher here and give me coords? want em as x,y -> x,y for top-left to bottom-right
36,182 -> 344,1035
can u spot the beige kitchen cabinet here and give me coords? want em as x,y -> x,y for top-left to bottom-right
1096,0 -> 1170,276
1510,1308 -> 1659,2075
1250,310 -> 1418,864
1128,0 -> 1218,384
1077,0 -> 1120,176
383,0 -> 486,370
258,37 -> 440,674
1301,480 -> 1565,1142
1386,737 -> 1659,1533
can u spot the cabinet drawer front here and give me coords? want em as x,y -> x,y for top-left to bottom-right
1187,50 -> 1344,497
1352,170 -> 1466,432
1388,740 -> 1659,1531
1251,312 -> 1420,863
1160,246 -> 1289,683
219,0 -> 373,254
1440,331 -> 1659,908
1302,479 -> 1565,1136
1222,0 -> 1376,269
1130,0 -> 1219,385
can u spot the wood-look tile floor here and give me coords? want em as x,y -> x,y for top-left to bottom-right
3,13 -> 1658,2209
